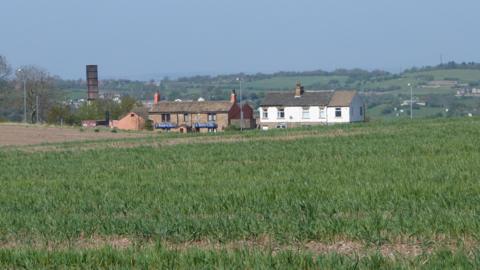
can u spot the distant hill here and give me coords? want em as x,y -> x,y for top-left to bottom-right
56,62 -> 480,120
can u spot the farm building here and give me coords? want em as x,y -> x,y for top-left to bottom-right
149,90 -> 254,133
111,107 -> 149,131
258,82 -> 365,129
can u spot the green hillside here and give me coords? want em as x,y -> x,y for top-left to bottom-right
54,67 -> 480,123
1,118 -> 480,268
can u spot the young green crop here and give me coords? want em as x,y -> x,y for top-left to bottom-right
0,118 -> 479,268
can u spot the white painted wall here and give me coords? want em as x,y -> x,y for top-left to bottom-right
326,107 -> 350,123
258,93 -> 365,126
259,106 -> 327,123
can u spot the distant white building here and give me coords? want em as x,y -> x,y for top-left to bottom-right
258,82 -> 365,129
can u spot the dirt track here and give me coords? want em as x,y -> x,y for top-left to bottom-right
0,124 -> 148,146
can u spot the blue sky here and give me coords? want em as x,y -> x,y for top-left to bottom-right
1,0 -> 478,79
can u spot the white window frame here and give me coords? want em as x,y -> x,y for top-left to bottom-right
262,108 -> 268,119
208,113 -> 217,122
319,107 -> 326,119
277,108 -> 285,119
302,107 -> 310,119
335,108 -> 342,118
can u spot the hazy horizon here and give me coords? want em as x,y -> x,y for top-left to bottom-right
2,0 -> 479,80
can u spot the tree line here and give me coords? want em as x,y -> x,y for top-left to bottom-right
0,55 -> 141,125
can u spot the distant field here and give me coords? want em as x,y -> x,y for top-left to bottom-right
404,69 -> 480,82
367,105 -> 447,120
245,75 -> 348,90
1,118 -> 480,268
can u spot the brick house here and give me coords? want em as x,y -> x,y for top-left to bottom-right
149,90 -> 254,133
112,107 -> 149,131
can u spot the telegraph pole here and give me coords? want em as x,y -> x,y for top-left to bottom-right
17,69 -> 27,123
236,77 -> 244,131
408,83 -> 413,120
36,95 -> 39,124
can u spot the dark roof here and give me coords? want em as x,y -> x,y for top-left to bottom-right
260,90 -> 357,107
260,91 -> 334,106
150,101 -> 234,113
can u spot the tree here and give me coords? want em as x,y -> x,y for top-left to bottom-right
0,55 -> 11,80
15,66 -> 59,123
46,104 -> 78,125
0,55 -> 18,121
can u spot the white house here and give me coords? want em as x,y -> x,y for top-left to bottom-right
258,82 -> 365,129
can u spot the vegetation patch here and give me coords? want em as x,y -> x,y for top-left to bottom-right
1,118 -> 480,267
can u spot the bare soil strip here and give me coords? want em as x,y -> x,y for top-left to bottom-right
1,235 -> 477,258
9,129 -> 371,153
0,124 -> 149,147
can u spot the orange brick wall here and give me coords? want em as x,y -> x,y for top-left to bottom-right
114,113 -> 145,130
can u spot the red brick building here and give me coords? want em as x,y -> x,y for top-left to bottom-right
149,90 -> 254,132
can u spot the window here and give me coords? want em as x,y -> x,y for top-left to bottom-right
184,113 -> 189,122
335,108 -> 342,118
262,108 -> 268,119
161,113 -> 171,122
277,108 -> 285,119
319,107 -> 326,118
208,113 -> 217,122
302,107 -> 310,119
276,123 -> 286,129
360,107 -> 363,116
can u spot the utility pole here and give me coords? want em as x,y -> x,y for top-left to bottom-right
36,95 -> 39,124
23,78 -> 27,123
236,77 -> 244,131
17,69 -> 27,123
408,83 -> 413,120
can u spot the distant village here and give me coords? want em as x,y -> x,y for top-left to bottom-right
81,65 -> 364,132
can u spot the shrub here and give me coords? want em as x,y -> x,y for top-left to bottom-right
145,120 -> 154,131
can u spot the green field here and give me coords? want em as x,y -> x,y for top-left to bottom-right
1,118 -> 480,268
245,75 -> 349,90
367,105 -> 447,120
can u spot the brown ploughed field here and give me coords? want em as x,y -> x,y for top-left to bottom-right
0,124 -> 147,146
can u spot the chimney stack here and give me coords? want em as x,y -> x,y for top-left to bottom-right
86,65 -> 99,101
230,89 -> 237,103
294,81 -> 304,97
154,92 -> 160,104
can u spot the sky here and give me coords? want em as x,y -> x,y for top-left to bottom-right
1,0 -> 479,79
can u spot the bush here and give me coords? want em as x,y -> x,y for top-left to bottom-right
94,128 -> 100,133
224,125 -> 241,132
145,120 -> 154,131
381,107 -> 394,115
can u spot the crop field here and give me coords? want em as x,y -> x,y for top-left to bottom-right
1,118 -> 480,268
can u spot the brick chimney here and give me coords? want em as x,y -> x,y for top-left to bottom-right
230,89 -> 237,103
154,92 -> 160,104
294,81 -> 304,97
